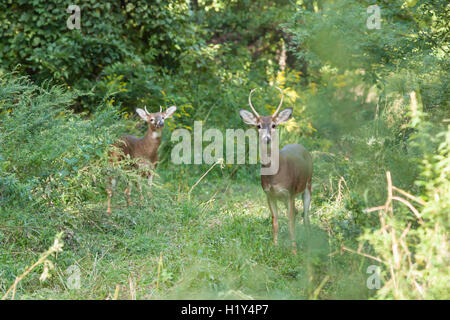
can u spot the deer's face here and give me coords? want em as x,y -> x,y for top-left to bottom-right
239,109 -> 293,144
136,106 -> 177,131
239,87 -> 292,144
255,116 -> 277,144
147,112 -> 167,130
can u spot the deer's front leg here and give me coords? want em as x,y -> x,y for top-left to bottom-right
124,181 -> 133,206
107,188 -> 112,215
267,196 -> 279,246
137,182 -> 144,201
148,174 -> 154,191
147,161 -> 157,196
138,160 -> 154,197
106,177 -> 116,215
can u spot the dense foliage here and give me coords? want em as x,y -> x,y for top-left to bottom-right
0,0 -> 448,299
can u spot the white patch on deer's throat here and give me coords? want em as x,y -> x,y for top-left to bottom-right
152,131 -> 161,139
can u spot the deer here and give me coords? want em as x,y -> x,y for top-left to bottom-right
238,87 -> 313,253
106,105 -> 177,215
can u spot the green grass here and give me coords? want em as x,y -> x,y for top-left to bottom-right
1,160 -> 374,300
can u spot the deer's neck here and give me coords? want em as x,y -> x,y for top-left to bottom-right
139,126 -> 162,160
260,142 -> 276,167
144,126 -> 162,142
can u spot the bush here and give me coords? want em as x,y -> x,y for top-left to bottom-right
360,93 -> 449,299
0,72 -> 120,208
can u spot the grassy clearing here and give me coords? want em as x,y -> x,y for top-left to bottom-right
1,153 -> 374,300
1,75 -> 445,299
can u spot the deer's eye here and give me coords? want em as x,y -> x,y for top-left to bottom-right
271,124 -> 276,129
150,118 -> 155,123
257,124 -> 261,129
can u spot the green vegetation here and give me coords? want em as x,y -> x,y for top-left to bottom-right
0,0 -> 448,299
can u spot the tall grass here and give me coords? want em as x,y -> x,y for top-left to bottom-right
1,67 -> 448,299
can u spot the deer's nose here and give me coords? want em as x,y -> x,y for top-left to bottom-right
157,120 -> 164,128
262,136 -> 271,144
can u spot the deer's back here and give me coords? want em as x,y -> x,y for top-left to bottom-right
261,143 -> 312,197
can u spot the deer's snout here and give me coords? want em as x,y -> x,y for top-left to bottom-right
262,135 -> 271,144
156,120 -> 164,128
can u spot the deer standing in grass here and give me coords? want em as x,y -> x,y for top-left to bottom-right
106,105 -> 177,215
239,87 -> 312,253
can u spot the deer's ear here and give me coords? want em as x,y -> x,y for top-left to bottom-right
273,108 -> 293,125
239,109 -> 258,126
164,106 -> 177,118
136,108 -> 149,121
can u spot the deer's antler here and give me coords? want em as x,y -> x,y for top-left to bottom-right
272,87 -> 284,117
248,88 -> 260,118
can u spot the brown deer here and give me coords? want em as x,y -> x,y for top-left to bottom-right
239,87 -> 313,253
106,105 -> 177,215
